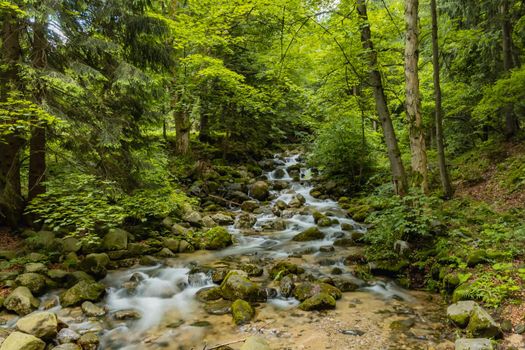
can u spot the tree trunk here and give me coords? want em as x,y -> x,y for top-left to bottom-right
356,0 -> 408,196
199,113 -> 209,143
431,0 -> 453,198
501,0 -> 519,139
0,14 -> 24,227
28,20 -> 48,202
174,92 -> 190,155
404,0 -> 429,194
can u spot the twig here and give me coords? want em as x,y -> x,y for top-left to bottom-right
205,338 -> 247,350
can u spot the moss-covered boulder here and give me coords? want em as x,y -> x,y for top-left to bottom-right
293,282 -> 342,302
241,264 -> 263,277
0,331 -> 45,350
79,253 -> 110,278
24,263 -> 47,274
102,228 -> 128,251
231,299 -> 255,325
4,286 -> 40,315
447,300 -> 478,328
61,237 -> 81,253
16,311 -> 58,339
299,293 -> 336,311
220,272 -> 265,302
347,204 -> 372,222
60,280 -> 106,307
26,231 -> 56,250
15,273 -> 47,295
250,181 -> 269,201
196,287 -> 222,302
269,261 -> 304,280
292,227 -> 325,242
466,250 -> 489,267
204,299 -> 232,315
164,238 -> 194,253
201,227 -> 233,250
447,301 -> 502,338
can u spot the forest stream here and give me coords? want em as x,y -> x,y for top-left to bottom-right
2,153 -> 452,350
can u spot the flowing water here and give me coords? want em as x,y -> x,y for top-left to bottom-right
7,153 -> 451,349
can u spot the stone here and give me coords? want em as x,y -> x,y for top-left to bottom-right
331,276 -> 361,292
15,273 -> 47,295
0,249 -> 16,260
81,301 -> 106,317
211,213 -> 235,225
269,261 -> 304,280
79,253 -> 110,278
455,338 -> 493,350
293,282 -> 342,302
164,238 -> 194,253
60,280 -> 106,307
240,336 -> 271,350
220,272 -> 265,302
182,210 -> 203,227
319,245 -> 334,253
16,311 -> 58,339
235,213 -> 257,229
47,269 -> 69,282
26,231 -> 55,250
241,200 -> 259,213
231,299 -> 255,325
447,301 -> 478,328
78,333 -> 99,350
204,299 -> 232,315
61,237 -> 81,253
250,181 -> 269,201
279,275 -> 295,298
288,194 -> 306,208
158,247 -> 176,257
292,227 -> 324,241
102,228 -> 128,251
299,293 -> 336,311
52,344 -> 81,350
201,227 -> 233,250
24,263 -> 47,274
196,287 -> 222,302
139,255 -> 159,266
241,264 -> 263,277
202,216 -> 217,228
0,332 -> 45,350
447,301 -> 501,338
57,328 -> 80,344
114,309 -> 141,320
4,286 -> 40,315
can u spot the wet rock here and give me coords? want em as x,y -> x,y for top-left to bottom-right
319,245 -> 334,253
64,271 -> 94,288
212,269 -> 229,284
273,168 -> 286,179
390,318 -> 416,332
220,272 -> 266,302
60,280 -> 106,307
26,252 -> 48,263
47,269 -> 69,283
274,200 -> 288,211
235,214 -> 257,229
24,263 -> 47,274
515,324 -> 525,334
61,237 -> 81,254
15,311 -> 57,339
269,261 -> 304,280
501,319 -> 513,332
102,228 -> 128,251
455,338 -> 493,350
139,255 -> 159,266
57,328 -> 80,344
204,299 -> 232,315
368,260 -> 407,277
114,309 -> 141,320
196,287 -> 222,302
393,240 -> 410,256
250,181 -> 269,201
26,231 -> 56,250
201,227 -> 233,250
81,301 -> 106,317
331,276 -> 361,292
79,253 -> 110,279
182,209 -> 203,227
272,181 -> 289,191
15,273 -> 47,295
466,250 -> 488,267
4,286 -> 40,315
293,282 -> 342,302
292,227 -> 324,242
279,275 -> 295,297
261,219 -> 286,231
340,329 -> 365,336
78,332 -> 99,350
299,293 -> 336,311
212,213 -> 235,225
0,331 -> 45,350
163,238 -> 194,253
240,336 -> 271,350
52,344 -> 82,350
447,301 -> 502,338
288,194 -> 306,208
158,247 -> 176,257
241,264 -> 263,277
231,299 -> 255,325
241,200 -> 259,213
202,216 -> 217,228
334,238 -> 354,247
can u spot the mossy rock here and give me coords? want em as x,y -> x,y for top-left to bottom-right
4,286 -> 40,316
15,273 -> 47,295
292,227 -> 325,242
79,253 -> 110,279
466,250 -> 489,267
299,293 -> 336,311
196,286 -> 222,302
269,261 -> 304,280
240,264 -> 263,277
369,260 -> 409,277
231,299 -> 255,325
201,227 -> 233,250
220,271 -> 265,302
60,280 -> 106,307
347,204 -> 372,222
293,282 -> 342,302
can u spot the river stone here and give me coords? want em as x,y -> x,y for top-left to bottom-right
61,237 -> 81,253
79,253 -> 110,278
220,272 -> 265,302
182,210 -> 203,227
293,282 -> 342,302
102,228 -> 128,251
231,299 -> 255,325
81,301 -> 106,317
279,275 -> 295,297
211,213 -> 234,225
235,213 -> 257,229
447,301 -> 501,338
455,338 -> 493,350
164,238 -> 194,253
27,231 -> 55,250
196,287 -> 222,302
16,311 -> 57,339
292,227 -> 324,241
250,181 -> 269,201
201,227 -> 233,250
24,263 -> 47,274
447,301 -> 478,328
241,200 -> 259,213
158,247 -> 176,257
26,253 -> 48,263
60,280 -> 105,307
331,276 -> 361,292
139,255 -> 159,266
78,333 -> 99,350
288,194 -> 306,208
52,344 -> 81,350
240,264 -> 263,277
47,269 -> 69,283
4,286 -> 40,315
114,309 -> 141,320
57,328 -> 81,344
204,299 -> 232,315
240,336 -> 271,350
15,273 -> 47,295
0,331 -> 45,350
269,261 -> 304,280
299,293 -> 336,311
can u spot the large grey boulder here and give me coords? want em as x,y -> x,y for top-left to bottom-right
447,301 -> 501,338
0,331 -> 45,350
60,280 -> 105,307
79,253 -> 110,278
15,273 -> 47,295
16,311 -> 58,339
4,286 -> 40,315
250,181 -> 269,201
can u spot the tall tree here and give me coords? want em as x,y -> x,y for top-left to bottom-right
404,0 -> 429,194
501,0 -> 519,138
431,0 -> 453,198
356,0 -> 408,196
